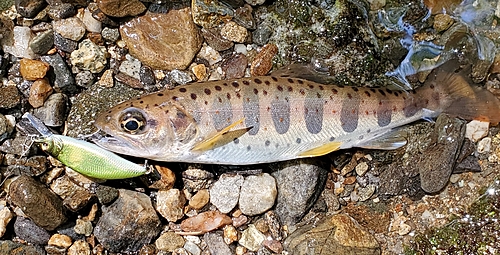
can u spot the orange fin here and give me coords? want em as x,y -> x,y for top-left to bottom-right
299,141 -> 343,157
192,118 -> 250,152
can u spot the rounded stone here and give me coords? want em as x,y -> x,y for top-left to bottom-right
28,78 -> 53,108
96,0 -> 146,17
210,174 -> 243,214
155,232 -> 185,252
239,173 -> 277,216
19,58 -> 50,81
52,17 -> 86,41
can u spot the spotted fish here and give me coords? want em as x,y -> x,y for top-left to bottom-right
94,61 -> 500,165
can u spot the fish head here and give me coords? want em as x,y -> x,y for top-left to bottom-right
94,97 -> 200,160
36,136 -> 63,157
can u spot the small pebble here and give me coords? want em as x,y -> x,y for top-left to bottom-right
433,13 -> 454,32
70,39 -> 107,73
204,232 -> 232,254
252,26 -> 272,46
189,189 -> 210,210
250,44 -> 277,76
99,69 -> 114,87
33,93 -> 67,127
223,225 -> 238,244
0,204 -> 13,238
16,0 -> 47,18
52,17 -> 86,41
465,120 -> 489,142
197,44 -> 222,66
19,58 -> 50,81
262,239 -> 283,253
155,232 -> 185,252
75,70 -> 95,88
28,78 -> 53,108
170,69 -> 193,85
232,214 -> 248,228
245,0 -> 265,5
192,64 -> 208,81
3,26 -> 36,59
156,189 -> 186,222
82,7 -> 102,33
238,224 -> 265,251
239,173 -> 277,216
180,211 -> 232,234
220,21 -> 248,43
29,29 -> 54,55
139,65 -> 156,88
0,86 -> 21,109
96,0 -> 146,17
48,233 -> 72,248
201,28 -> 234,51
183,241 -> 202,255
264,211 -> 282,241
47,3 -> 75,20
355,162 -> 369,176
53,32 -> 78,53
222,53 -> 248,79
14,216 -> 51,245
40,53 -> 77,93
119,54 -> 141,79
210,174 -> 243,213
477,137 -> 492,153
357,184 -> 376,202
67,240 -> 91,255
101,27 -> 120,42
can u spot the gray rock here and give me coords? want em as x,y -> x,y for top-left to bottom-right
170,69 -> 193,85
75,70 -> 95,88
33,93 -> 68,127
184,241 -> 202,255
119,55 -> 141,79
239,224 -> 266,251
101,27 -> 120,42
94,189 -> 161,253
15,0 -> 47,18
52,17 -> 86,41
95,185 -> 119,204
204,232 -> 232,255
9,175 -> 67,231
3,155 -> 47,176
210,174 -> 243,213
182,167 -> 214,192
13,216 -> 51,245
0,86 -> 21,109
29,29 -> 54,55
40,53 -> 77,93
252,26 -> 272,46
53,32 -> 77,53
0,136 -> 34,155
239,173 -> 277,216
201,28 -> 234,51
139,65 -> 155,88
47,2 -> 75,20
270,159 -> 328,227
0,240 -> 45,254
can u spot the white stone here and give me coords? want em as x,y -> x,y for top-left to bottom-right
53,17 -> 86,41
355,162 -> 369,176
119,54 -> 141,79
238,173 -> 277,216
234,44 -> 248,55
183,241 -> 201,255
3,26 -> 36,59
82,8 -> 102,33
0,204 -> 13,238
70,39 -> 107,73
238,224 -> 265,251
197,44 -> 222,65
465,120 -> 489,142
210,174 -> 243,214
477,137 -> 492,153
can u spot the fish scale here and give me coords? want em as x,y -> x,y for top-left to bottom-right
94,61 -> 500,165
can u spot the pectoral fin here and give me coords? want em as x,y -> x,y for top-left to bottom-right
299,141 -> 343,157
192,118 -> 251,152
358,129 -> 408,150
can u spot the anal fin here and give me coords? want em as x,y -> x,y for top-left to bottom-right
299,141 -> 343,157
192,118 -> 250,152
358,129 -> 408,150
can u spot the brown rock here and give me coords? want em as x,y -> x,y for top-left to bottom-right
222,53 -> 248,79
20,59 -> 50,81
0,86 -> 21,109
220,21 -> 248,43
29,78 -> 53,108
189,189 -> 210,210
120,9 -> 202,70
180,211 -> 232,234
433,13 -> 454,32
192,64 -> 208,81
251,44 -> 277,76
96,0 -> 146,17
148,165 -> 176,190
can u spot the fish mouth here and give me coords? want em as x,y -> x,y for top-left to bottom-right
91,129 -> 149,157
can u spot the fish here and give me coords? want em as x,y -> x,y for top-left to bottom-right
24,113 -> 147,179
93,60 -> 500,165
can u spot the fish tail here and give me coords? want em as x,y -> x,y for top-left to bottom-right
421,60 -> 500,124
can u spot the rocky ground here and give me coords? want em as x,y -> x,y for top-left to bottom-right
1,0 -> 500,254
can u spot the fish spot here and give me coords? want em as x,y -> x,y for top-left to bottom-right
154,104 -> 158,107
359,135 -> 364,140
288,86 -> 293,92
386,88 -> 393,94
263,90 -> 268,95
404,99 -> 419,117
226,93 -> 231,100
215,85 -> 222,91
308,84 -> 314,89
394,91 -> 399,97
277,85 -> 283,91
179,87 -> 187,93
191,93 -> 197,100
204,101 -> 208,105
254,78 -> 262,84
287,78 -> 294,83
304,92 -> 324,134
157,93 -> 164,97
366,129 -> 371,133
319,85 -> 324,90
347,93 -> 352,99
271,95 -> 290,134
172,96 -> 178,101
204,88 -> 211,95
329,136 -> 335,141
300,89 -> 305,95
370,88 -> 376,93
233,138 -> 239,144
223,82 -> 228,86
378,89 -> 386,96
243,80 -> 250,86
139,100 -> 144,104
271,76 -> 278,82
332,88 -> 338,94
247,145 -> 251,151
232,81 -> 239,88
236,92 -> 241,99
430,84 -> 435,89
296,138 -> 301,144
364,91 -> 371,97
352,87 -> 359,92
297,79 -> 304,84
340,91 -> 360,133
265,80 -> 270,85
265,140 -> 270,146
253,88 -> 259,95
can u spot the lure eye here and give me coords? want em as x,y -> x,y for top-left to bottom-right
120,109 -> 147,134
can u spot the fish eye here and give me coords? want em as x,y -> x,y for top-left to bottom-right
120,109 -> 147,134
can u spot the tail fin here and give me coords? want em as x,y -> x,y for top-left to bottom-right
423,60 -> 500,124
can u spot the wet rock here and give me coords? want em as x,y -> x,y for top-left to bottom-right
47,3 -> 75,20
251,44 -> 278,76
29,29 -> 54,55
155,232 -> 185,252
271,159 -> 328,227
3,26 -> 36,59
204,232 -> 232,254
10,207 -> 52,244
0,137 -> 34,155
433,13 -> 454,32
156,189 -> 186,222
50,175 -> 94,212
9,175 -> 67,231
53,32 -> 78,53
94,189 -> 161,253
220,21 -> 248,43
70,39 -> 107,73
97,0 -> 146,17
189,189 -> 210,210
3,155 -> 47,176
0,203 -> 13,238
82,7 -> 102,33
419,114 -> 466,193
201,28 -> 234,51
52,17 -> 86,41
101,27 -> 120,42
40,53 -> 77,93
222,53 -> 247,79
239,173 -> 277,216
239,224 -> 266,251
0,86 -> 21,109
33,93 -> 67,127
465,120 -> 489,142
284,214 -> 380,255
75,70 -> 95,88
20,58 -> 50,81
0,240 -> 45,254
119,54 -> 141,79
120,9 -> 202,70
67,240 -> 91,255
139,65 -> 156,87
252,25 -> 272,46
48,233 -> 72,249
15,0 -> 47,18
180,210 -> 232,234
192,0 -> 234,28
210,174 -> 243,213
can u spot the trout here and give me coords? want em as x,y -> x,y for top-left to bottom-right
94,61 -> 500,165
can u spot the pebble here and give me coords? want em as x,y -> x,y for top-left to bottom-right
252,26 -> 272,46
251,44 -> 278,76
355,161 -> 369,176
119,54 -> 141,79
15,0 -> 47,18
75,70 -> 95,88
40,53 -> 77,93
197,44 -> 222,65
0,86 -> 21,109
155,232 -> 185,252
47,3 -> 75,20
139,65 -> 156,88
465,120 -> 489,142
52,17 -> 86,41
48,233 -> 72,248
94,185 -> 119,205
101,27 -> 120,42
94,189 -> 161,253
189,189 -> 210,210
271,159 -> 329,227
67,240 -> 91,255
220,21 -> 248,43
180,210 -> 232,234
74,219 -> 93,236
245,0 -> 265,5
433,13 -> 454,32
19,58 -> 50,81
239,173 -> 277,216
96,0 -> 146,17
192,64 -> 208,81
4,26 -> 36,59
82,7 -> 102,33
50,175 -> 94,211
357,184 -> 376,202
70,39 -> 107,73
156,189 -> 186,222
0,240 -> 45,254
264,211 -> 282,241
9,175 -> 67,231
13,216 -> 51,245
170,69 -> 193,85
192,0 -> 235,28
183,241 -> 202,255
33,93 -> 67,127
239,224 -> 266,251
223,224 -> 238,244
29,29 -> 54,55
99,69 -> 114,87
234,4 -> 255,29
0,203 -> 13,238
115,72 -> 142,88
222,53 -> 248,79
201,28 -> 234,51
263,240 -> 283,253
477,137 -> 492,153
204,232 -> 232,254
53,32 -> 78,53
120,9 -> 202,70
210,174 -> 244,213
